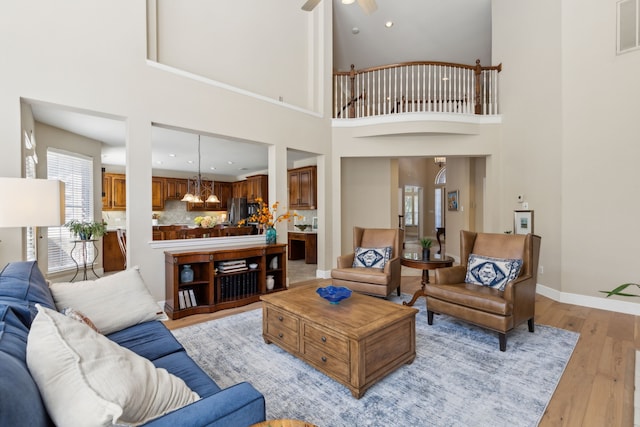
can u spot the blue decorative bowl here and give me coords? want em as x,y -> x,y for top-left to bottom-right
316,286 -> 352,304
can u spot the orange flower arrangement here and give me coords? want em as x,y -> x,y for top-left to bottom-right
238,198 -> 300,227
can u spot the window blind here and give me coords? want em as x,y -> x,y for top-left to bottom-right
47,148 -> 94,273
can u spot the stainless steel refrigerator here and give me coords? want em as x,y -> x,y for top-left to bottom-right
227,197 -> 247,225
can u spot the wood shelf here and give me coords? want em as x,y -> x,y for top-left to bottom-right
165,244 -> 287,319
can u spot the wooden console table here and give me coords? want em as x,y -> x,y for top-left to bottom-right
165,243 -> 287,319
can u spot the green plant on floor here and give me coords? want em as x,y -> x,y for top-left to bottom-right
64,219 -> 108,240
600,283 -> 640,298
419,237 -> 433,249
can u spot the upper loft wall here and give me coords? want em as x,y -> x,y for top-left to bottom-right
151,0 -> 318,111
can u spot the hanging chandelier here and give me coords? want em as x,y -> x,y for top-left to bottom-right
181,135 -> 220,204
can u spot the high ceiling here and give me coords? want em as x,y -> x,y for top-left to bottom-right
332,0 -> 491,72
29,0 -> 491,178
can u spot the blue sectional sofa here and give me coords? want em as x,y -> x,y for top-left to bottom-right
0,261 -> 266,427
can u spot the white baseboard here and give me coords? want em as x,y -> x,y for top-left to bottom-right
536,283 -> 640,316
316,269 -> 332,279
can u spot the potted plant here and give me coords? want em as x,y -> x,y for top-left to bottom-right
420,237 -> 433,260
64,219 -> 108,240
600,283 -> 640,298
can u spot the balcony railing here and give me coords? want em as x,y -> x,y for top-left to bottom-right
333,60 -> 502,119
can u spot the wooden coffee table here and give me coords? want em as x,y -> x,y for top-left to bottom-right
260,284 -> 418,398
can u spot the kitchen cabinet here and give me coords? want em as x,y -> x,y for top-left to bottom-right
103,231 -> 126,272
102,173 -> 126,211
232,180 -> 247,199
164,178 -> 189,200
214,181 -> 232,210
246,174 -> 268,203
152,177 -> 165,210
288,166 -> 316,209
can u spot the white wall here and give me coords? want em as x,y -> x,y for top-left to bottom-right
492,0 -> 564,290
560,0 -> 640,298
339,157 -> 394,254
0,0 -> 332,301
153,0 -> 314,110
493,0 -> 640,310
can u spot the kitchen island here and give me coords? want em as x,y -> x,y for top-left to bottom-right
153,224 -> 255,240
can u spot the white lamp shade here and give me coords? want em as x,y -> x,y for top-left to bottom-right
0,178 -> 65,227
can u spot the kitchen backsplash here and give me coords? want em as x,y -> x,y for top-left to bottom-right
103,200 -> 317,230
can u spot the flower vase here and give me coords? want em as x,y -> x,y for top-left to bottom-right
180,265 -> 194,283
265,226 -> 277,244
266,275 -> 275,290
422,248 -> 430,260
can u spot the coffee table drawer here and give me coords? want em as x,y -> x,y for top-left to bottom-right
303,323 -> 348,359
266,322 -> 299,350
302,341 -> 349,380
266,306 -> 299,332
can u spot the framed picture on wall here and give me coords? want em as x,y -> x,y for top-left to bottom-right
447,190 -> 459,211
514,210 -> 534,235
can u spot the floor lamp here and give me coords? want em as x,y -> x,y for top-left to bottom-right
0,178 -> 65,261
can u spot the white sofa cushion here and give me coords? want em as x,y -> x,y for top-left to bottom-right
50,266 -> 167,335
465,254 -> 523,291
26,304 -> 199,427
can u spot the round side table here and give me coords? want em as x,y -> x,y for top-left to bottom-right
401,252 -> 454,307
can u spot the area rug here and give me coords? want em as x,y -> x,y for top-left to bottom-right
171,295 -> 579,427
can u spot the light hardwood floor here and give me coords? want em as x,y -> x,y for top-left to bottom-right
164,276 -> 639,426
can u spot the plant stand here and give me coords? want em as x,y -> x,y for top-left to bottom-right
70,239 -> 100,282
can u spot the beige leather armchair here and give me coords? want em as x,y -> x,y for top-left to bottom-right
425,230 -> 541,351
331,227 -> 404,297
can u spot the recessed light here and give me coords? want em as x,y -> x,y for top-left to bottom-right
156,161 -> 163,165
227,161 -> 234,165
210,166 -> 216,170
352,27 -> 360,35
187,160 -> 194,164
168,153 -> 176,157
385,21 -> 394,28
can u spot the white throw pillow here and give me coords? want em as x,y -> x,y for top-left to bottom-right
26,304 -> 199,427
465,254 -> 523,291
50,266 -> 167,335
352,246 -> 392,269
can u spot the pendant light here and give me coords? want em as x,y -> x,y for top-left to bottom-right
181,135 -> 219,204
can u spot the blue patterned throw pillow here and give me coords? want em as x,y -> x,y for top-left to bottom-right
465,254 -> 523,291
353,246 -> 392,269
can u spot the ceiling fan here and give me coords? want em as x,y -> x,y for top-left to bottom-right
302,0 -> 377,15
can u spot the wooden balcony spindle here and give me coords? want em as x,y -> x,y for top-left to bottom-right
348,64 -> 356,119
474,59 -> 483,115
